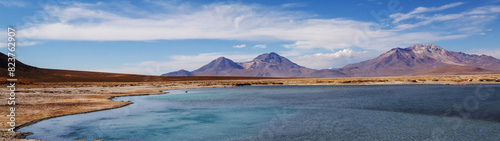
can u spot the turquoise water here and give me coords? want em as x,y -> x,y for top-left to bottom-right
19,85 -> 500,141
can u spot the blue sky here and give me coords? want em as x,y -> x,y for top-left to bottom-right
1,0 -> 500,75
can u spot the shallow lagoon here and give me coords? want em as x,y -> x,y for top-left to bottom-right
19,85 -> 500,140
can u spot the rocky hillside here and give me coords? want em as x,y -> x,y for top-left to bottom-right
339,44 -> 500,76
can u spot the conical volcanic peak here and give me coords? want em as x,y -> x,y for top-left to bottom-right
253,52 -> 285,63
241,52 -> 305,70
161,69 -> 192,76
194,57 -> 243,72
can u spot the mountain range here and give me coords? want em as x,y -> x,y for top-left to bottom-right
163,53 -> 317,77
0,53 -> 267,82
162,44 -> 500,77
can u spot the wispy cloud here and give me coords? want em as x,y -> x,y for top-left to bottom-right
292,49 -> 375,69
0,41 -> 39,48
281,3 -> 306,8
0,0 -> 26,7
18,41 -> 40,47
391,3 -> 500,33
391,2 -> 464,23
19,1 -> 487,52
253,44 -> 266,49
233,44 -> 246,48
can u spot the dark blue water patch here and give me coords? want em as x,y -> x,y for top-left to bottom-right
19,85 -> 500,141
180,113 -> 219,123
96,117 -> 117,121
340,85 -> 500,122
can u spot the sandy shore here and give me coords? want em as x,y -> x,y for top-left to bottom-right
1,75 -> 499,140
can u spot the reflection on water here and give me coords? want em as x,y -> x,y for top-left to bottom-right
19,85 -> 500,141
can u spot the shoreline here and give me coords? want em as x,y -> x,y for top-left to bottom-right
7,91 -> 182,140
16,91 -> 176,128
15,89 -> 180,132
1,75 -> 500,140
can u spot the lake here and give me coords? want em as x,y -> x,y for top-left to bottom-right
19,85 -> 500,140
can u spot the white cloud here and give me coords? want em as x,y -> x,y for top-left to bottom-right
0,41 -> 39,48
292,49 -> 375,69
478,33 -> 486,35
17,1 -> 490,52
468,5 -> 500,14
0,0 -> 26,7
253,44 -> 266,48
486,28 -> 493,31
281,3 -> 306,8
18,41 -> 39,46
391,2 -> 464,23
391,4 -> 500,32
233,44 -> 246,48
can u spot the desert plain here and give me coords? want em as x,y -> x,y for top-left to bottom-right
0,74 -> 499,140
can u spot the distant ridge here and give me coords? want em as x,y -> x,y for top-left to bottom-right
409,65 -> 499,76
2,43 -> 500,80
161,69 -> 192,76
163,52 -> 318,77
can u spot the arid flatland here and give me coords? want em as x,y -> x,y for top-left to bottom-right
1,74 -> 500,140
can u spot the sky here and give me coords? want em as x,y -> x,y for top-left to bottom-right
1,0 -> 500,75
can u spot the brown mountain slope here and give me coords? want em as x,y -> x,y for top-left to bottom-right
0,51 -> 39,72
409,65 -> 499,76
339,44 -> 500,77
306,69 -> 347,78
